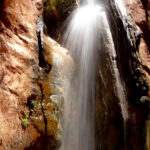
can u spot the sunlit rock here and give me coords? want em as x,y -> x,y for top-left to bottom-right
0,0 -> 43,149
0,0 -> 74,149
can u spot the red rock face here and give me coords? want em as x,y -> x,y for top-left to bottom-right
124,0 -> 150,90
0,0 -> 74,149
141,0 -> 150,15
124,0 -> 146,27
124,0 -> 150,149
0,0 -> 43,149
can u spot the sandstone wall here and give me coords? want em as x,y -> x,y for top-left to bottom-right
124,0 -> 150,149
0,0 -> 73,149
0,0 -> 43,149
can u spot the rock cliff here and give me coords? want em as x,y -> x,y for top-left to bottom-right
0,0 -> 73,149
124,0 -> 150,149
1,0 -> 150,149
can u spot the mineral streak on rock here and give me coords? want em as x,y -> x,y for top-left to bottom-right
30,32 -> 74,149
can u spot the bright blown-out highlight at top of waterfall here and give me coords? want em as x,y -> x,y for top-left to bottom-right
60,0 -> 129,150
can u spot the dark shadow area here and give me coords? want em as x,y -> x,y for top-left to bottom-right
101,0 -> 150,149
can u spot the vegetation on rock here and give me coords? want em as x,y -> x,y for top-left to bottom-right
21,118 -> 29,128
45,0 -> 73,17
148,16 -> 150,30
28,32 -> 74,149
21,110 -> 30,127
44,0 -> 76,38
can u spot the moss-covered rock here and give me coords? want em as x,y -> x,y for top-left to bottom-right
44,0 -> 76,38
30,32 -> 74,149
44,0 -> 73,19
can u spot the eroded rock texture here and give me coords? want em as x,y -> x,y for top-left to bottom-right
0,0 -> 43,149
28,32 -> 74,149
124,0 -> 150,90
123,0 -> 150,149
96,0 -> 149,149
0,0 -> 73,149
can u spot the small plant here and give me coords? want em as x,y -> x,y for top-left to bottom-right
21,118 -> 29,127
30,99 -> 36,107
148,16 -> 150,22
21,110 -> 30,128
24,110 -> 30,118
30,109 -> 34,113
148,16 -> 150,30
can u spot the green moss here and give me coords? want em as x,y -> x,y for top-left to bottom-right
30,99 -> 36,107
44,0 -> 72,18
148,16 -> 150,29
148,16 -> 150,22
30,109 -> 34,113
21,118 -> 29,127
24,110 -> 30,118
21,110 -> 30,128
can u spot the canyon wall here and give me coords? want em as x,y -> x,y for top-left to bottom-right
124,0 -> 150,149
0,0 -> 150,149
0,0 -> 73,149
0,0 -> 42,149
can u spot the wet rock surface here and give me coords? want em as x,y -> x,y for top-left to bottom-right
95,35 -> 124,150
123,0 -> 150,149
123,0 -> 150,94
44,0 -> 76,39
28,32 -> 74,149
96,0 -> 149,150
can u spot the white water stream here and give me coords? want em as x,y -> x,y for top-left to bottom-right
60,0 -> 128,149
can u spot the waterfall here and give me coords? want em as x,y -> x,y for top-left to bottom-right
60,0 -> 128,149
60,5 -> 100,150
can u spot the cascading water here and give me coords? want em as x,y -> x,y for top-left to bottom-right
60,0 -> 128,149
60,5 -> 100,150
